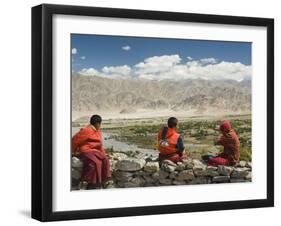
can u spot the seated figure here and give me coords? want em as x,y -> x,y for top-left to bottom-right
157,117 -> 187,163
207,120 -> 240,166
72,114 -> 111,189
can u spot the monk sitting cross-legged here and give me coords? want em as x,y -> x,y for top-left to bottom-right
207,120 -> 240,166
72,114 -> 111,189
157,117 -> 187,163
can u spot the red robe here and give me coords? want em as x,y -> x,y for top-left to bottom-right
209,120 -> 240,166
72,125 -> 111,185
217,129 -> 240,164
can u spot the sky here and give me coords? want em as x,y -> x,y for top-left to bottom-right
71,34 -> 252,81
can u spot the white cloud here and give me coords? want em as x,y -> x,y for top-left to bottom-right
80,56 -> 86,60
78,54 -> 251,81
78,68 -> 100,76
187,56 -> 193,61
135,54 -> 181,75
200,57 -> 217,64
122,45 -> 131,51
78,65 -> 132,79
72,48 -> 77,54
186,60 -> 201,68
102,65 -> 131,78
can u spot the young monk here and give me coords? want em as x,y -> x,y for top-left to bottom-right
157,117 -> 186,163
72,115 -> 111,189
208,120 -> 240,166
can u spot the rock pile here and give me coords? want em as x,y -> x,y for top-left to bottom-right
71,156 -> 84,189
71,153 -> 252,190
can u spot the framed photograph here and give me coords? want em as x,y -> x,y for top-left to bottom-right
32,4 -> 274,221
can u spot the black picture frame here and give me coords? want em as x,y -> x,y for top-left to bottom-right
32,3 -> 274,222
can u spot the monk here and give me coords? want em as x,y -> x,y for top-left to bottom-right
157,117 -> 186,163
72,115 -> 111,189
208,120 -> 240,166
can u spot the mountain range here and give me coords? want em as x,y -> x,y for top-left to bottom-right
72,74 -> 251,115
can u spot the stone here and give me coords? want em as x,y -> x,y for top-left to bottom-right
144,162 -> 159,173
188,177 -> 211,184
111,152 -> 128,161
172,180 -> 187,185
161,163 -> 176,173
152,172 -> 160,180
230,178 -> 248,183
192,159 -> 206,169
113,170 -> 134,182
192,160 -> 206,176
218,165 -> 233,176
143,183 -> 155,187
204,166 -> 219,177
175,162 -> 185,171
93,153 -> 252,189
159,178 -> 173,185
105,184 -> 116,189
115,158 -> 146,171
143,155 -> 159,162
177,170 -> 194,181
143,175 -> 155,184
246,162 -> 252,168
245,171 -> 252,181
162,159 -> 177,167
109,159 -> 117,169
119,177 -> 145,188
194,168 -> 207,177
182,159 -> 194,169
71,168 -> 81,180
71,156 -> 83,168
136,171 -> 150,177
71,181 -> 79,190
159,169 -> 169,179
103,180 -> 116,189
152,156 -> 159,161
78,181 -> 88,190
231,167 -> 249,178
237,160 -> 247,167
169,171 -> 178,179
212,176 -> 230,183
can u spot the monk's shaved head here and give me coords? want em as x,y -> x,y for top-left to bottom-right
90,114 -> 102,126
167,117 -> 178,128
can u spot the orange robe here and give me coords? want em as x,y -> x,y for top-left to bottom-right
72,125 -> 106,154
72,125 -> 111,185
157,127 -> 186,163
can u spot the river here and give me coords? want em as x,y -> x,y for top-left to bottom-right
72,127 -> 159,159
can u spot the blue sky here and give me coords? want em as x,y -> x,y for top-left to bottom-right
71,34 -> 252,81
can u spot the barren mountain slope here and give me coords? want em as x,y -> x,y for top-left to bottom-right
72,74 -> 251,115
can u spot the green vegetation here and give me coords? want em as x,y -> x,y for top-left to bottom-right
240,147 -> 252,162
100,115 -> 252,161
109,124 -> 160,149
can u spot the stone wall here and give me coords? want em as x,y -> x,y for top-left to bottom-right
72,153 -> 252,190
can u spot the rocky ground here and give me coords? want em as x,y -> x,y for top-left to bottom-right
71,152 -> 252,190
